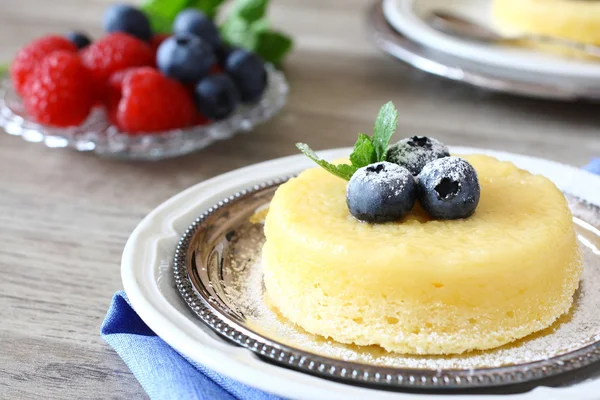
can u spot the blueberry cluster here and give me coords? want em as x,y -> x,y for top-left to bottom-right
101,4 -> 267,121
347,137 -> 480,222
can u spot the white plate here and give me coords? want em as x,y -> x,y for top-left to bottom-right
122,147 -> 600,400
383,0 -> 600,84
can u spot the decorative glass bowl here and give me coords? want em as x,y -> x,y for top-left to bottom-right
0,64 -> 288,160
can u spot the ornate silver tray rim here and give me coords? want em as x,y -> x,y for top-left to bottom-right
173,179 -> 600,390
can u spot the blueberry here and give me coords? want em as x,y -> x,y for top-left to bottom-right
215,43 -> 236,66
194,74 -> 241,120
224,49 -> 267,103
65,32 -> 92,49
417,157 -> 480,220
346,162 -> 417,223
157,34 -> 215,83
103,4 -> 152,41
173,9 -> 220,49
387,136 -> 450,176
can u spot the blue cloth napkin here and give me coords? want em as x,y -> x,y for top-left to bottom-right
101,291 -> 283,400
102,160 -> 600,400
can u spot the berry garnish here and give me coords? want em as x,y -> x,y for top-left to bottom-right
23,51 -> 95,127
346,162 -> 417,223
65,32 -> 92,50
115,67 -> 195,133
81,32 -> 154,89
417,156 -> 480,220
298,102 -> 398,181
387,136 -> 450,176
215,43 -> 235,66
10,35 -> 77,96
103,4 -> 152,41
157,34 -> 215,83
224,49 -> 267,103
173,9 -> 221,49
194,74 -> 241,120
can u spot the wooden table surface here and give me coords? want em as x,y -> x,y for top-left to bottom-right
1,0 -> 599,399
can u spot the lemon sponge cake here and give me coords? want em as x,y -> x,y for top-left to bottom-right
493,0 -> 600,45
262,155 -> 582,354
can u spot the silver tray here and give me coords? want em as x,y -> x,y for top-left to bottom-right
174,179 -> 600,391
367,0 -> 600,102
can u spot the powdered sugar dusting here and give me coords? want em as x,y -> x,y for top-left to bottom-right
348,161 -> 414,198
420,156 -> 475,182
387,136 -> 450,176
220,197 -> 600,370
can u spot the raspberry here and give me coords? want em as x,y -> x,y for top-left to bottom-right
10,35 -> 77,96
116,68 -> 195,133
23,51 -> 95,127
105,68 -> 137,122
81,33 -> 154,85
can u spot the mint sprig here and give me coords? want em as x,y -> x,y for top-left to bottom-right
297,101 -> 399,181
0,64 -> 8,78
140,0 -> 293,65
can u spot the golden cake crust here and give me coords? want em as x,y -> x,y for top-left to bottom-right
262,155 -> 582,354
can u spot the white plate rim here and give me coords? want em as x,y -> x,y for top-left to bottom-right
121,147 -> 600,400
383,0 -> 600,82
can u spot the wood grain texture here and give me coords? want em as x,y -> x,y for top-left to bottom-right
0,0 -> 599,399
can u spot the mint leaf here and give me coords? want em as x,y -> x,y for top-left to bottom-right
296,143 -> 356,180
221,16 -> 258,49
187,0 -> 225,18
0,64 -> 8,78
230,0 -> 269,23
255,30 -> 293,65
141,0 -> 188,33
372,101 -> 398,162
349,134 -> 376,168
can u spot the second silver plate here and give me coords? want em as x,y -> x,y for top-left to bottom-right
367,0 -> 600,101
174,179 -> 600,391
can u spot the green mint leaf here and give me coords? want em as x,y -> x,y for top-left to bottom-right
349,133 -> 376,169
230,0 -> 269,23
254,30 -> 293,65
141,0 -> 189,33
296,143 -> 356,180
372,101 -> 398,162
220,16 -> 258,49
187,0 -> 225,18
0,64 -> 8,78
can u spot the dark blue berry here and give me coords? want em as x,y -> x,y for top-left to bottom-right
65,32 -> 92,49
387,136 -> 450,176
103,4 -> 152,41
173,9 -> 220,49
224,49 -> 267,103
194,74 -> 241,120
157,34 -> 215,83
215,43 -> 236,66
346,162 -> 417,223
417,157 -> 480,220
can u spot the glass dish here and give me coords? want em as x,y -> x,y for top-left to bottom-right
0,64 -> 288,160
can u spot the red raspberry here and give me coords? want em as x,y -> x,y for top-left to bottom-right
81,33 -> 154,86
23,51 -> 95,127
10,35 -> 77,96
116,68 -> 195,133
